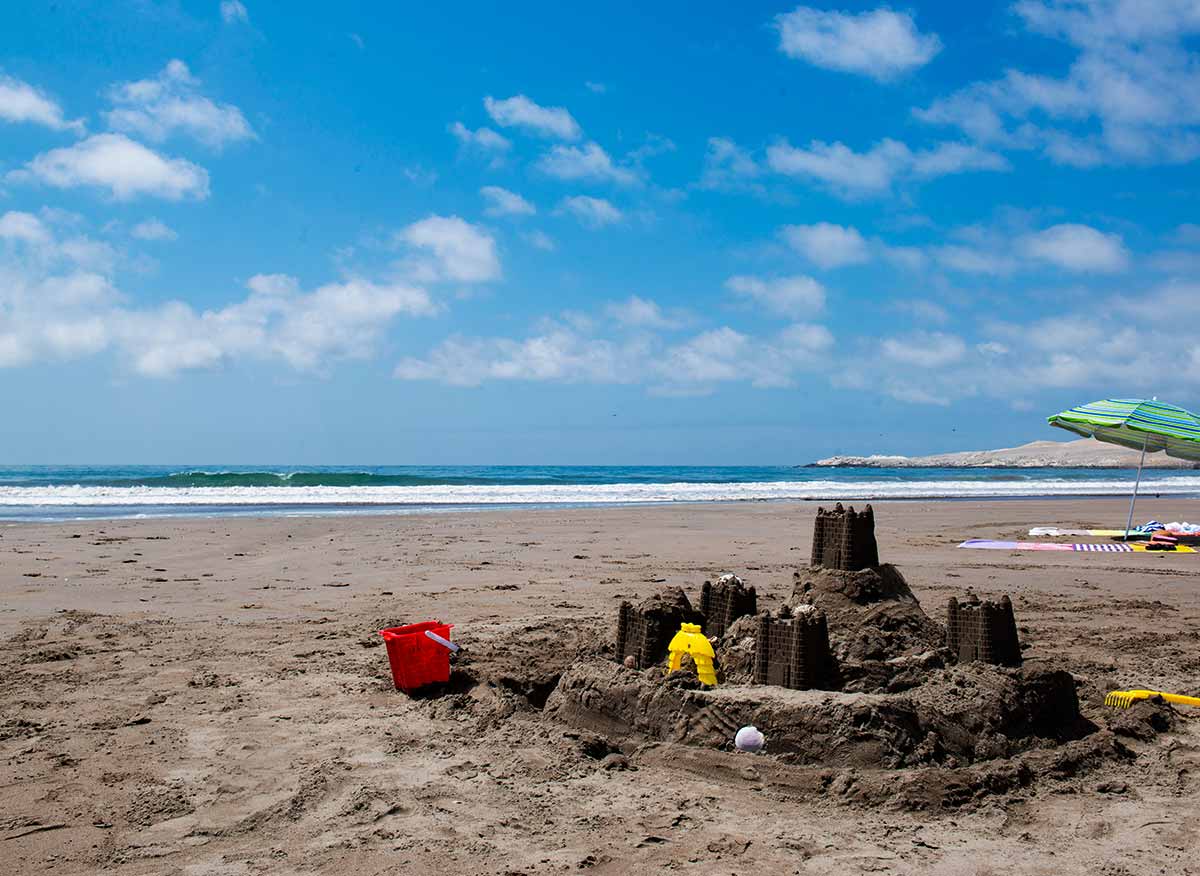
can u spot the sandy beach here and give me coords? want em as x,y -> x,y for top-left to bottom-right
3,498 -> 1200,874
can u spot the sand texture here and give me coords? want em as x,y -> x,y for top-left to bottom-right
2,498 -> 1200,874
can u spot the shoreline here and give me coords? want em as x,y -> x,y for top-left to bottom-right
1,487 -> 1196,524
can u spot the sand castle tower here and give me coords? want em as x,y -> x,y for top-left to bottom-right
699,574 -> 757,638
810,503 -> 879,571
615,588 -> 704,669
946,593 -> 1021,666
752,606 -> 836,690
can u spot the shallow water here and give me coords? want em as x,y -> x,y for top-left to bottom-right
0,464 -> 1195,521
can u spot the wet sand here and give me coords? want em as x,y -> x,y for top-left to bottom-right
2,498 -> 1199,874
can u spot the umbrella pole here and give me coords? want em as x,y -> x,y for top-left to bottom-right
1123,436 -> 1149,541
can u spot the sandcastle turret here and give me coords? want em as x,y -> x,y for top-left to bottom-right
810,503 -> 879,571
946,593 -> 1021,666
752,606 -> 837,690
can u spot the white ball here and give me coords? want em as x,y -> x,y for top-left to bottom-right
734,725 -> 764,753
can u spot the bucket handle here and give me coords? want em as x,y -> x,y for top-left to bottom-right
425,630 -> 460,653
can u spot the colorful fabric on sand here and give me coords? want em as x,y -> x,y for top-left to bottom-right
959,539 -> 1195,553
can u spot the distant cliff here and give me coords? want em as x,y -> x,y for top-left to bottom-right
812,439 -> 1197,468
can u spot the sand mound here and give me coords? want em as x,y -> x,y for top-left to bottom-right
545,656 -> 1089,768
540,650 -> 1119,810
789,564 -> 948,691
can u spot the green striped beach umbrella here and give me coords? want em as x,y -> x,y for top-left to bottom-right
1048,398 -> 1200,539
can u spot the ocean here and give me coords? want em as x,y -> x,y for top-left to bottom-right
1,464 -> 1198,522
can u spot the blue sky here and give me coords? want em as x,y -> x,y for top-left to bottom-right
2,0 -> 1199,463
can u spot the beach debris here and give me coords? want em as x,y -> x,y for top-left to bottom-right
734,725 -> 765,753
810,503 -> 879,571
667,622 -> 717,686
1105,689 -> 1200,709
700,574 -> 757,638
615,587 -> 704,669
946,593 -> 1021,666
752,608 -> 837,690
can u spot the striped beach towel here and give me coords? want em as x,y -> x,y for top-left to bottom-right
959,539 -> 1194,553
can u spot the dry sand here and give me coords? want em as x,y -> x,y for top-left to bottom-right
2,498 -> 1199,874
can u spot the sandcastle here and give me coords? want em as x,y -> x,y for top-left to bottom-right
810,503 -> 879,570
615,587 -> 703,669
752,605 -> 836,690
946,593 -> 1022,666
541,503 -> 1089,802
699,573 -> 757,638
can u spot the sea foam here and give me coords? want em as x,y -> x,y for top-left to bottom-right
2,476 -> 1199,507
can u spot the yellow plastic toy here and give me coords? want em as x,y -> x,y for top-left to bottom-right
667,622 -> 717,686
1105,689 -> 1200,709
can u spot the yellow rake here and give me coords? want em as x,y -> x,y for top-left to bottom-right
1105,689 -> 1200,709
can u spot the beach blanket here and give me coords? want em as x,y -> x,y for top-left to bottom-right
1028,521 -> 1200,538
960,539 -> 1195,553
1028,528 -> 1139,537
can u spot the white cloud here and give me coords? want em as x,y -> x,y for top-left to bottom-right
781,223 -> 869,268
480,186 -> 535,217
1020,223 -> 1129,273
977,341 -> 1009,356
849,278 -> 1200,405
914,0 -> 1200,166
449,121 -> 511,154
558,195 -> 623,228
0,214 -> 436,376
605,295 -> 685,329
395,328 -> 640,386
910,141 -> 1009,177
483,94 -> 581,140
924,221 -> 1127,276
893,298 -> 950,324
395,318 -> 832,392
0,74 -> 83,132
725,274 -> 825,317
585,81 -> 607,94
1174,223 -> 1200,245
14,133 -> 210,200
774,6 -> 941,80
932,244 -> 1016,276
881,330 -> 966,368
767,137 -> 1007,198
397,215 -> 501,282
881,245 -> 928,271
114,275 -> 435,377
220,1 -> 249,23
103,60 -> 254,148
697,137 -> 763,192
768,138 -> 907,195
0,211 -> 52,245
537,142 -> 638,186
400,165 -> 438,187
130,219 -> 178,241
523,230 -> 556,251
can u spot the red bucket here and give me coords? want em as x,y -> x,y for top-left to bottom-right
380,622 -> 454,693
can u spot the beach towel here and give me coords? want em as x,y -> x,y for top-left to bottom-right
960,539 -> 1194,553
1028,527 -> 1140,537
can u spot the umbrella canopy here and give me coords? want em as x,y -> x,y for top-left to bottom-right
1048,398 -> 1200,461
1047,398 -> 1200,539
